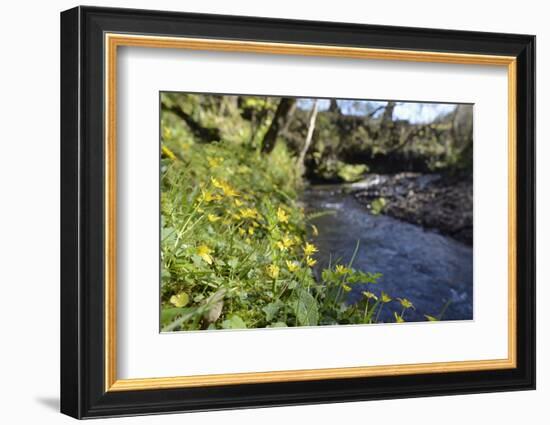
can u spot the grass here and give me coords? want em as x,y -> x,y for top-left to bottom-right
160,102 -> 428,332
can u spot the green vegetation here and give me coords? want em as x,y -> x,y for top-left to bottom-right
160,93 -> 424,331
370,197 -> 387,215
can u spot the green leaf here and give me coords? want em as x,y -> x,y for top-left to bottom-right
161,267 -> 171,282
161,226 -> 177,242
161,307 -> 187,327
221,315 -> 247,329
263,301 -> 283,321
170,292 -> 189,307
293,289 -> 319,326
227,258 -> 239,269
370,197 -> 387,215
161,306 -> 200,332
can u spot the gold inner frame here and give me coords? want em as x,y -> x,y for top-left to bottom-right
104,33 -> 517,392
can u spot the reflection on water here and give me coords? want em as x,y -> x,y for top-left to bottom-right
303,185 -> 473,322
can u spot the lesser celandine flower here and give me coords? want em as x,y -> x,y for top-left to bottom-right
222,184 -> 239,198
207,214 -> 220,222
266,264 -> 280,279
207,157 -> 223,168
197,245 -> 213,264
305,256 -> 317,267
362,291 -> 378,300
277,207 -> 289,223
211,177 -> 239,197
381,292 -> 392,303
286,260 -> 299,272
161,145 -> 176,160
335,264 -> 349,275
240,208 -> 258,219
342,284 -> 352,292
303,242 -> 318,256
210,176 -> 223,189
394,312 -> 405,323
200,189 -> 220,203
276,235 -> 294,251
397,297 -> 414,309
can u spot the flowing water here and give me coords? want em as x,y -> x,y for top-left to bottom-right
302,185 -> 473,322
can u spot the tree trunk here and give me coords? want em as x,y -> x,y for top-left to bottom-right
382,101 -> 396,124
260,98 -> 297,153
328,99 -> 340,113
297,100 -> 319,171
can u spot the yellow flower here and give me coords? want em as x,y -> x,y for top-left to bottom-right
342,284 -> 352,292
381,292 -> 392,303
207,157 -> 223,167
303,242 -> 318,256
425,315 -> 438,322
197,245 -> 213,264
276,235 -> 294,251
248,227 -> 254,235
362,291 -> 378,300
394,312 -> 405,323
161,145 -> 176,160
397,298 -> 414,309
234,199 -> 244,207
335,265 -> 349,275
266,264 -> 280,279
221,184 -> 239,198
200,189 -> 221,203
207,214 -> 220,222
238,228 -> 246,236
211,177 -> 239,197
277,207 -> 289,223
305,256 -> 317,267
162,127 -> 172,140
240,208 -> 258,219
281,235 -> 294,248
210,177 -> 223,189
286,260 -> 299,272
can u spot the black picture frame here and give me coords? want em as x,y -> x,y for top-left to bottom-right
61,5 -> 535,419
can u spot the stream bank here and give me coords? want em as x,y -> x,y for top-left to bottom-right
350,173 -> 473,245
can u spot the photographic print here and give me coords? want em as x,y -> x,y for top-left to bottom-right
160,92 -> 473,332
61,8 -> 535,417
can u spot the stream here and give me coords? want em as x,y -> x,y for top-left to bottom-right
303,185 -> 473,322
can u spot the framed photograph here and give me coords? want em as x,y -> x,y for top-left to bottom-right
60,6 -> 535,419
